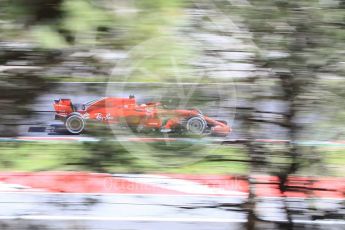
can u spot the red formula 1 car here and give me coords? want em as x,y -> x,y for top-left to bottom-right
53,96 -> 231,136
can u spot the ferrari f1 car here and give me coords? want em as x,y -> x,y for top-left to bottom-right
53,96 -> 231,136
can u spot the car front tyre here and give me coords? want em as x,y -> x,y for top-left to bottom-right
186,116 -> 207,135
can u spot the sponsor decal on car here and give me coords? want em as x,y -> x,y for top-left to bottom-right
95,113 -> 113,121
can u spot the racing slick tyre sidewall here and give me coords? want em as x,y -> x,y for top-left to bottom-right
65,113 -> 85,134
186,116 -> 207,135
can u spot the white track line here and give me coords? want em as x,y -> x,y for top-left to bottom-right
113,174 -> 245,196
1,192 -> 344,201
0,215 -> 245,223
0,215 -> 343,225
0,182 -> 46,192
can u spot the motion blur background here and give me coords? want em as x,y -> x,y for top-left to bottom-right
0,0 -> 344,229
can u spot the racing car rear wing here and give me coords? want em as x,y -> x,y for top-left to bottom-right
54,99 -> 73,118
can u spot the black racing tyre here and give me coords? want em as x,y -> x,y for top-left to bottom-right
65,113 -> 85,134
186,116 -> 207,135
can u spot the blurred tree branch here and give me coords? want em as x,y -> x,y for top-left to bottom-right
218,0 -> 345,228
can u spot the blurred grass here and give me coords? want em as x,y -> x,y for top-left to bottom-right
0,142 -> 247,174
324,148 -> 345,165
0,142 -> 344,176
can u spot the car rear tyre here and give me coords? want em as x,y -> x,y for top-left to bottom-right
65,114 -> 85,134
186,116 -> 207,135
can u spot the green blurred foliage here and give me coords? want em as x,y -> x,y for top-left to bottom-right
1,141 -> 344,176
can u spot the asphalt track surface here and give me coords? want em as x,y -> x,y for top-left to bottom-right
0,193 -> 344,230
1,81 -> 336,149
14,82 -> 344,146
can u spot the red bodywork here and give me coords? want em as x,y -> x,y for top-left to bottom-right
54,97 -> 231,136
